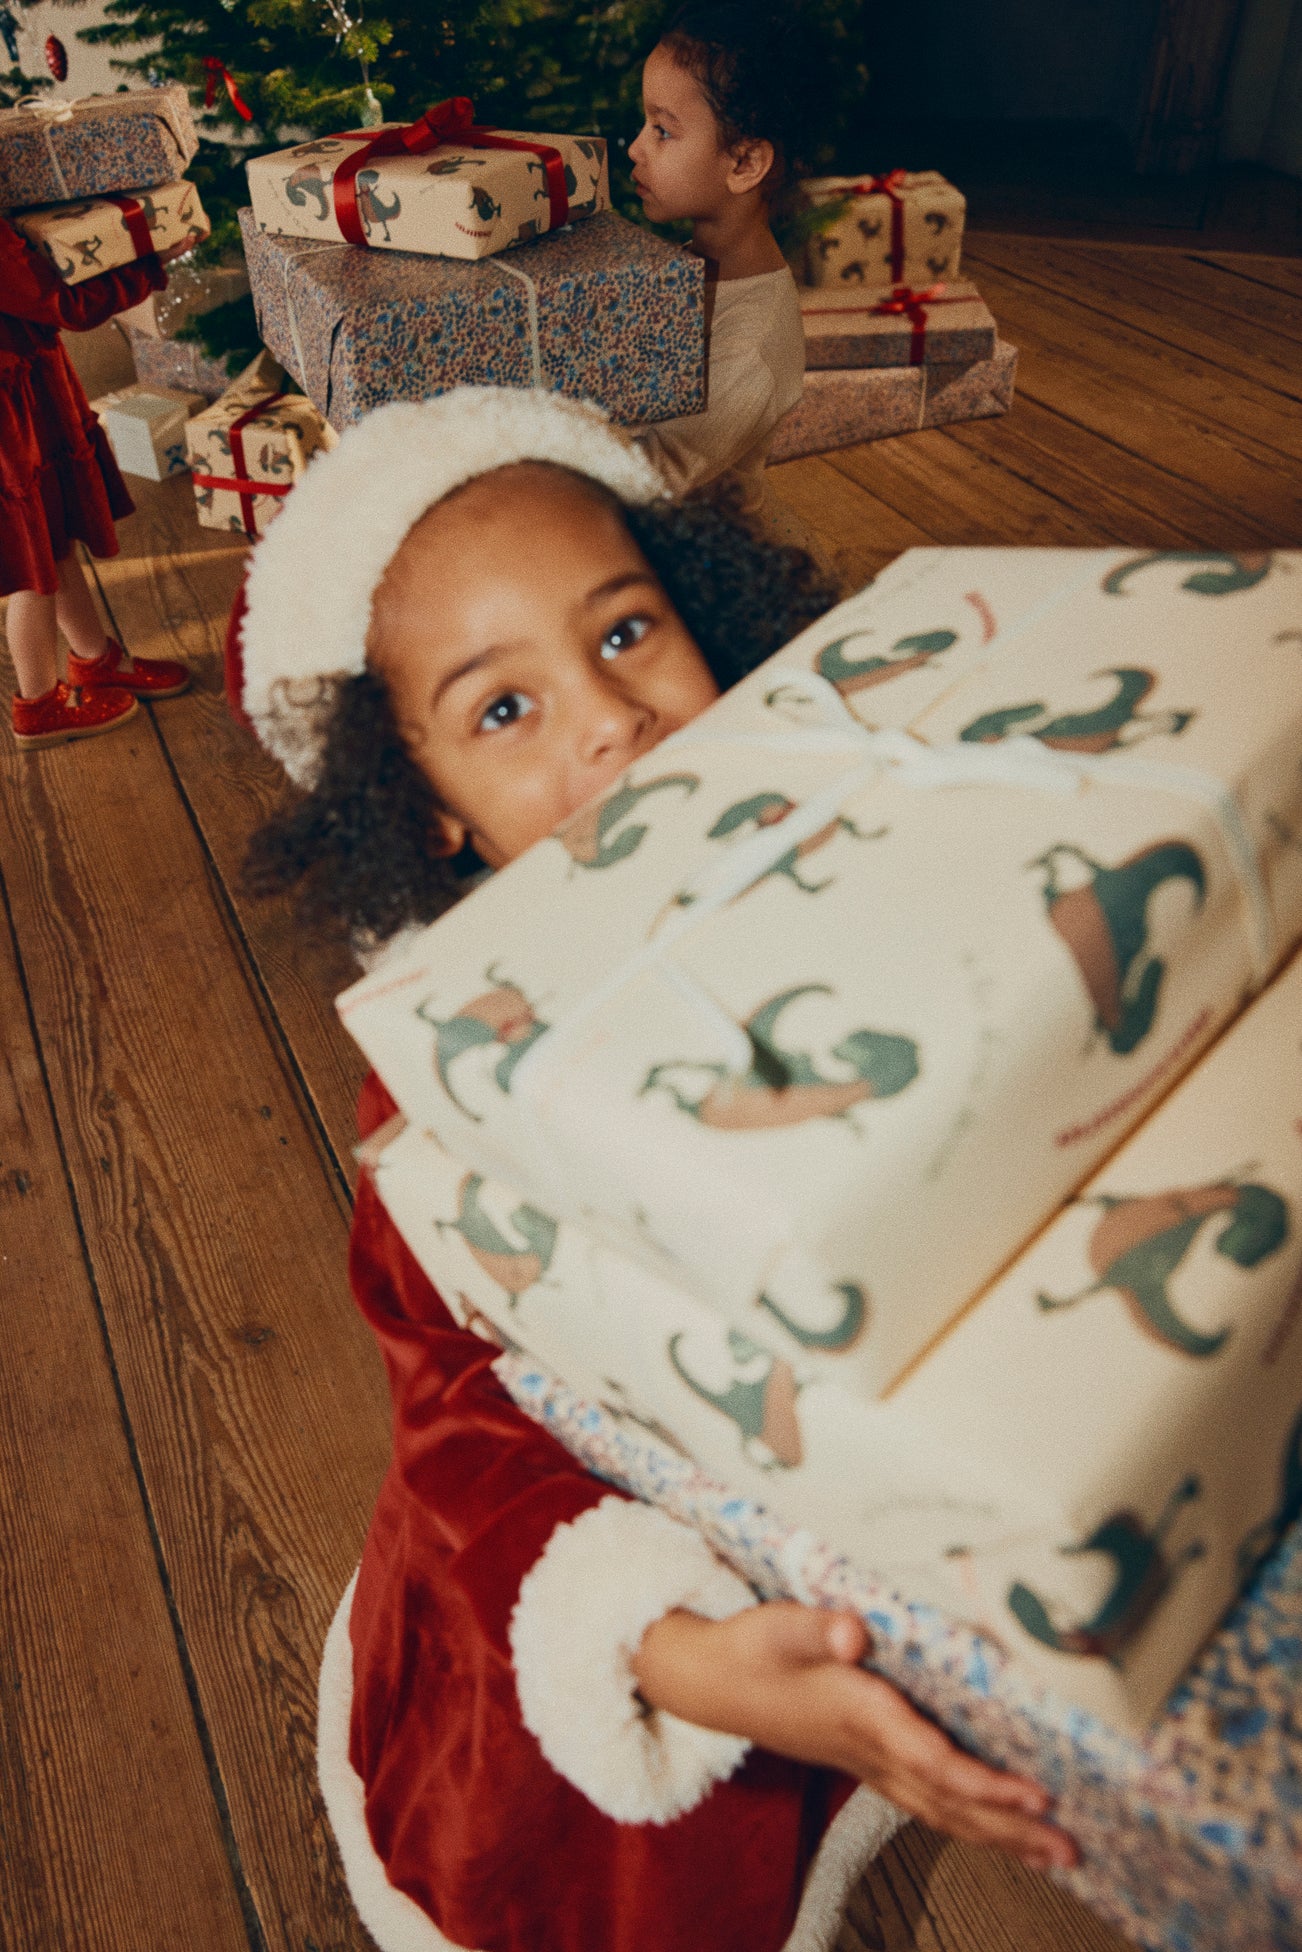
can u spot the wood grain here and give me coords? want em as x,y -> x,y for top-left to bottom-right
0,853 -> 250,1951
0,626 -> 390,1952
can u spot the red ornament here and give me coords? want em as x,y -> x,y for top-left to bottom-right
45,33 -> 68,81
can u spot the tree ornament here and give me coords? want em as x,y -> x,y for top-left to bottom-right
358,84 -> 383,128
0,6 -> 20,68
203,53 -> 252,121
44,33 -> 68,82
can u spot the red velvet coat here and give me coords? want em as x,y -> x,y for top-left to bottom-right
0,216 -> 165,596
343,1073 -> 855,1952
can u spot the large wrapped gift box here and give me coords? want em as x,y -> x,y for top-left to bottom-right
0,85 -> 197,212
13,179 -> 207,286
368,937 -> 1302,1735
90,381 -> 205,480
799,279 -> 996,369
246,113 -> 608,262
768,343 -> 1017,462
341,549 -> 1302,1403
185,350 -> 336,537
238,205 -> 704,429
801,170 -> 966,290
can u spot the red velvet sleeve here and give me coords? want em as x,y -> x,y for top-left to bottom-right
0,216 -> 166,331
352,1073 -> 624,1658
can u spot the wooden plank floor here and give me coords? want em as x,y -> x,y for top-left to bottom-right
2,235 -> 1298,1952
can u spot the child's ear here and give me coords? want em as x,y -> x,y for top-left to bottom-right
431,807 -> 470,859
726,137 -> 775,198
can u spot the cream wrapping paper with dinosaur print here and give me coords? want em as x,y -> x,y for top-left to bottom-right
800,170 -> 966,290
340,548 -> 1302,1403
366,944 -> 1302,1732
185,351 -> 336,537
11,178 -> 207,285
245,126 -> 608,261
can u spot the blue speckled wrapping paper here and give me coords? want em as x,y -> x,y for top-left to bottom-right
0,86 -> 197,211
238,206 -> 705,430
497,1356 -> 1302,1952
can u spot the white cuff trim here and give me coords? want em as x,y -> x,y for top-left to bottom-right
509,1495 -> 757,1825
318,1571 -> 481,1952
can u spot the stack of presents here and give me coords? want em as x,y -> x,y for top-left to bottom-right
340,548 -> 1302,1952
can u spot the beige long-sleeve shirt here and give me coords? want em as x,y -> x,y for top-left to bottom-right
636,265 -> 805,510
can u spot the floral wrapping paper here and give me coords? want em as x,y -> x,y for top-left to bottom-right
768,342 -> 1017,462
13,178 -> 207,286
0,85 -> 197,212
798,278 -> 996,370
237,205 -> 705,430
801,170 -> 966,291
497,1355 -> 1302,1952
341,549 -> 1302,1409
90,381 -> 205,480
185,348 -> 335,536
246,127 -> 608,262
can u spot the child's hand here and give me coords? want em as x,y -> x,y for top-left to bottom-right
633,1602 -> 1079,1875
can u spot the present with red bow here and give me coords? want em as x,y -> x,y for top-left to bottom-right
799,277 -> 996,369
0,85 -> 197,212
244,97 -> 609,263
185,349 -> 336,538
800,168 -> 966,291
11,176 -> 209,285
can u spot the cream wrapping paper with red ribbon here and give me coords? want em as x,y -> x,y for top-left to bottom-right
800,169 -> 966,290
12,177 -> 207,285
366,937 -> 1302,1731
185,349 -> 336,538
339,548 -> 1302,1405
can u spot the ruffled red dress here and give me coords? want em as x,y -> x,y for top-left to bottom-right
326,1074 -> 890,1952
0,216 -> 166,597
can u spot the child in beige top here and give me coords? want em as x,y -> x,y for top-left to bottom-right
627,4 -> 806,514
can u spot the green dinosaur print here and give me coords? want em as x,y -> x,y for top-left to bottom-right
816,628 -> 959,697
757,1281 -> 868,1351
1237,1407 -> 1302,1579
555,773 -> 699,871
469,183 -> 502,222
704,793 -> 882,895
1032,840 -> 1206,1055
1039,1179 -> 1290,1357
1102,551 -> 1274,598
960,668 -> 1194,755
417,970 -> 549,1120
1007,1474 -> 1205,1663
285,164 -> 332,223
437,1173 -> 557,1306
642,984 -> 919,1131
668,1326 -> 803,1468
356,170 -> 402,240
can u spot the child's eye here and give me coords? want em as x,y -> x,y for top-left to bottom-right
654,123 -> 671,141
478,690 -> 535,732
600,614 -> 651,660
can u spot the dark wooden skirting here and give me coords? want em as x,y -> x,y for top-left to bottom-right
2,235 -> 1298,1952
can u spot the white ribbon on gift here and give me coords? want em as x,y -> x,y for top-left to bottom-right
507,666 -> 1276,1195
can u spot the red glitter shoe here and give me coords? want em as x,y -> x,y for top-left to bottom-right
67,637 -> 190,699
11,680 -> 138,749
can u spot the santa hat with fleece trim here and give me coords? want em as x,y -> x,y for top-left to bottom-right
239,386 -> 668,787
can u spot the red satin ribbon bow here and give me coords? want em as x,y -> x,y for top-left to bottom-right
191,390 -> 291,538
329,95 -> 569,248
203,56 -> 254,123
105,193 -> 155,266
869,282 -> 955,364
845,167 -> 910,282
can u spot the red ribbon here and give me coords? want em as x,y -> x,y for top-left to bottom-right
104,194 -> 155,266
203,56 -> 253,123
802,283 -> 966,365
196,389 -> 291,538
845,168 -> 909,282
328,95 -> 569,248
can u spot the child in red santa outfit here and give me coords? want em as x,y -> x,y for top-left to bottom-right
239,387 -> 1077,1952
0,213 -> 194,747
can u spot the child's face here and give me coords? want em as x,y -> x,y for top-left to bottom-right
629,43 -> 767,223
366,463 -> 720,871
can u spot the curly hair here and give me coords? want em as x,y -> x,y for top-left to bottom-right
243,477 -> 838,948
658,3 -> 820,196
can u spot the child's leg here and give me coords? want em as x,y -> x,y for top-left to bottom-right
6,562 -> 139,748
61,550 -> 190,700
53,551 -> 111,662
5,589 -> 61,698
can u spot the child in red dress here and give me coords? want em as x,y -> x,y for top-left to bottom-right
0,214 -> 193,746
240,388 -> 1076,1952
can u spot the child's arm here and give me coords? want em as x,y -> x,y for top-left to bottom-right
633,1603 -> 1080,1872
0,216 -> 175,333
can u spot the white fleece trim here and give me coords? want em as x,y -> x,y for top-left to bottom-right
317,1571 -> 482,1952
241,386 -> 667,784
509,1495 -> 757,1824
781,1784 -> 907,1952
